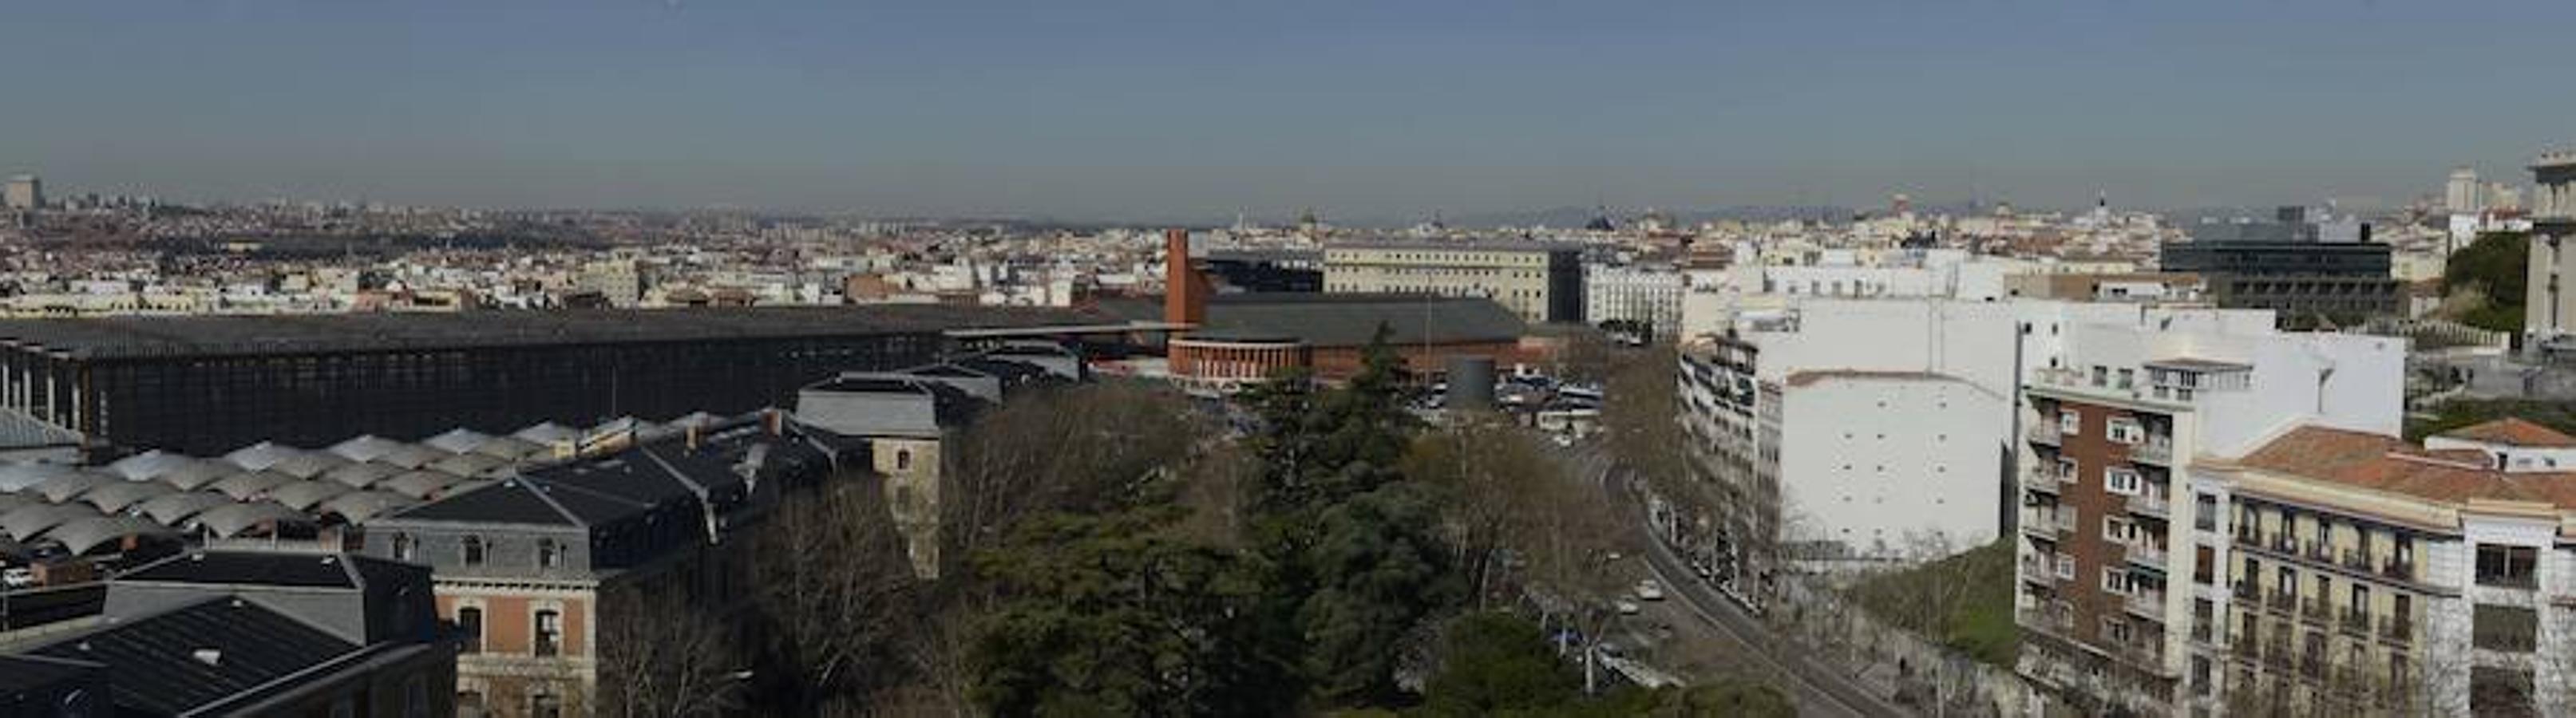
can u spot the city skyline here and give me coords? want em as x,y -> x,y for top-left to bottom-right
2,1 -> 2572,220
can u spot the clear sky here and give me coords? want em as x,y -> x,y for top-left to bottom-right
2,1 -> 2571,221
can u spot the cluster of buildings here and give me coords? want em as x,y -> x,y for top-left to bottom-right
1655,147 -> 2576,717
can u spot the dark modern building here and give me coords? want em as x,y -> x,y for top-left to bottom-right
0,305 -> 1082,456
2159,207 -> 2403,322
1201,249 -> 1324,293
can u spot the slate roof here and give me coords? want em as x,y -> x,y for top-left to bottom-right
29,598 -> 359,717
1094,293 -> 1527,347
0,654 -> 96,692
119,550 -> 384,590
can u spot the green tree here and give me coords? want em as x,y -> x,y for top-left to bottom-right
969,509 -> 1295,718
1641,679 -> 1796,718
2442,231 -> 2529,333
1416,612 -> 1582,716
1296,482 -> 1466,704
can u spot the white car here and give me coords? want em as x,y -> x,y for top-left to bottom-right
1614,599 -> 1641,615
1635,579 -> 1665,601
2,566 -> 33,590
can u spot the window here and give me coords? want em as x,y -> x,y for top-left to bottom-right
895,448 -> 912,471
2103,516 -> 2135,543
457,606 -> 483,653
530,693 -> 564,718
2476,544 -> 2539,589
2056,554 -> 2075,580
2055,456 -> 2077,482
2105,467 -> 2143,496
538,538 -> 564,570
2103,568 -> 2132,594
2106,418 -> 2143,444
2474,605 -> 2539,653
2060,411 -> 2081,436
535,609 -> 563,657
2115,368 -> 2135,389
2471,666 -> 2538,717
391,532 -> 414,562
461,535 -> 485,566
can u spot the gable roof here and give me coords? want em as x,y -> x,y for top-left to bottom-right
2436,418 -> 2576,448
29,598 -> 360,717
2234,425 -> 2576,509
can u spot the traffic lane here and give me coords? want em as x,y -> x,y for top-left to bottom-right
1635,523 -> 1912,718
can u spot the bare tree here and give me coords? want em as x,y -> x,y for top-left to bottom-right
748,476 -> 920,712
1403,412 -> 1566,606
942,381 -> 1209,566
597,584 -> 753,718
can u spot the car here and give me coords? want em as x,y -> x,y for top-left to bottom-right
2,566 -> 33,590
1635,579 -> 1665,601
1552,434 -> 1575,448
1614,599 -> 1640,615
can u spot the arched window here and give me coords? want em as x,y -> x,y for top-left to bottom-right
895,448 -> 912,471
461,535 -> 486,566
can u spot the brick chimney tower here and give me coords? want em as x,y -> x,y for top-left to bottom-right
1163,228 -> 1210,326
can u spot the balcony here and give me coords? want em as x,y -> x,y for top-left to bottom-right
2300,597 -> 2333,624
2127,492 -> 2170,518
2380,558 -> 2416,583
2190,621 -> 2214,645
2026,423 -> 2062,446
2263,640 -> 2293,669
2379,615 -> 2413,645
2018,605 -> 2075,633
2132,435 -> 2174,465
2339,607 -> 2372,636
2231,580 -> 2257,602
2299,653 -> 2327,681
2299,538 -> 2333,565
2117,640 -> 2164,669
2265,588 -> 2297,613
2019,508 -> 2060,540
2337,547 -> 2374,573
2126,540 -> 2168,569
2019,558 -> 2056,585
2125,589 -> 2166,619
2230,637 -> 2259,660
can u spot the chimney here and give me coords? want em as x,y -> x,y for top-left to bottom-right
686,423 -> 702,452
1163,228 -> 1209,326
764,408 -> 784,436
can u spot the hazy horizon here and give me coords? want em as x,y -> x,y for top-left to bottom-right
4,1 -> 2571,221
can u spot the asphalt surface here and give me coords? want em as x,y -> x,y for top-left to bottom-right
1566,441 -> 1910,718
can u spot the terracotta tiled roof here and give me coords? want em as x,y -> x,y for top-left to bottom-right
2236,426 -> 2576,508
2436,418 -> 2576,448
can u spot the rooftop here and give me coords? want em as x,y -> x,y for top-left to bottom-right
1325,239 -> 1583,254
0,305 -> 1084,360
2233,426 -> 2576,510
2434,417 -> 2576,448
28,598 -> 360,717
1094,293 -> 1526,347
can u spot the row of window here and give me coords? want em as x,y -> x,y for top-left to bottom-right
453,604 -> 565,657
389,532 -> 568,569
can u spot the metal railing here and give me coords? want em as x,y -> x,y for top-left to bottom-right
2133,435 -> 2173,464
2127,491 -> 2170,516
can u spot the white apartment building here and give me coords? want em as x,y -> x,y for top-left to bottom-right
1322,240 -> 1584,324
2161,419 -> 2576,717
2012,312 -> 2404,716
1674,299 -> 2274,597
1583,263 -> 1684,339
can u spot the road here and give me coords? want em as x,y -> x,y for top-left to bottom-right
1565,441 -> 1909,718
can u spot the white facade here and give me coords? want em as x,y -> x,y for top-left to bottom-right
1582,263 -> 1684,338
2526,150 -> 2576,347
1771,371 -> 2008,559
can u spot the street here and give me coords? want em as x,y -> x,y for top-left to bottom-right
1562,440 -> 1909,718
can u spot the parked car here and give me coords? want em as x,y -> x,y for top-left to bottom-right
1614,599 -> 1640,615
2,566 -> 34,590
1634,579 -> 1665,601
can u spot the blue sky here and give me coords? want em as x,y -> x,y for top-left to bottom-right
2,1 -> 2570,221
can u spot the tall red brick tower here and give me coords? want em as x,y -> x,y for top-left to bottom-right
1164,228 -> 1210,326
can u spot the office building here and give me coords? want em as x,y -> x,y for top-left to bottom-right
2011,312 -> 2404,716
1323,240 -> 1584,324
2161,207 -> 2403,322
1585,263 -> 1685,340
0,305 -> 1080,456
2522,149 -> 2576,353
2450,168 -> 2483,215
2,176 -> 38,211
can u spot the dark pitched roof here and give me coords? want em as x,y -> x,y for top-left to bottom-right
0,654 -> 96,692
379,478 -> 581,527
1095,293 -> 1526,347
117,550 -> 376,590
30,598 -> 358,717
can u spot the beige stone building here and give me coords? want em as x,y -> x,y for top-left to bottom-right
1322,240 -> 1584,324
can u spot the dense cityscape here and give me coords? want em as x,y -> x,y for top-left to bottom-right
9,3 -> 2576,718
